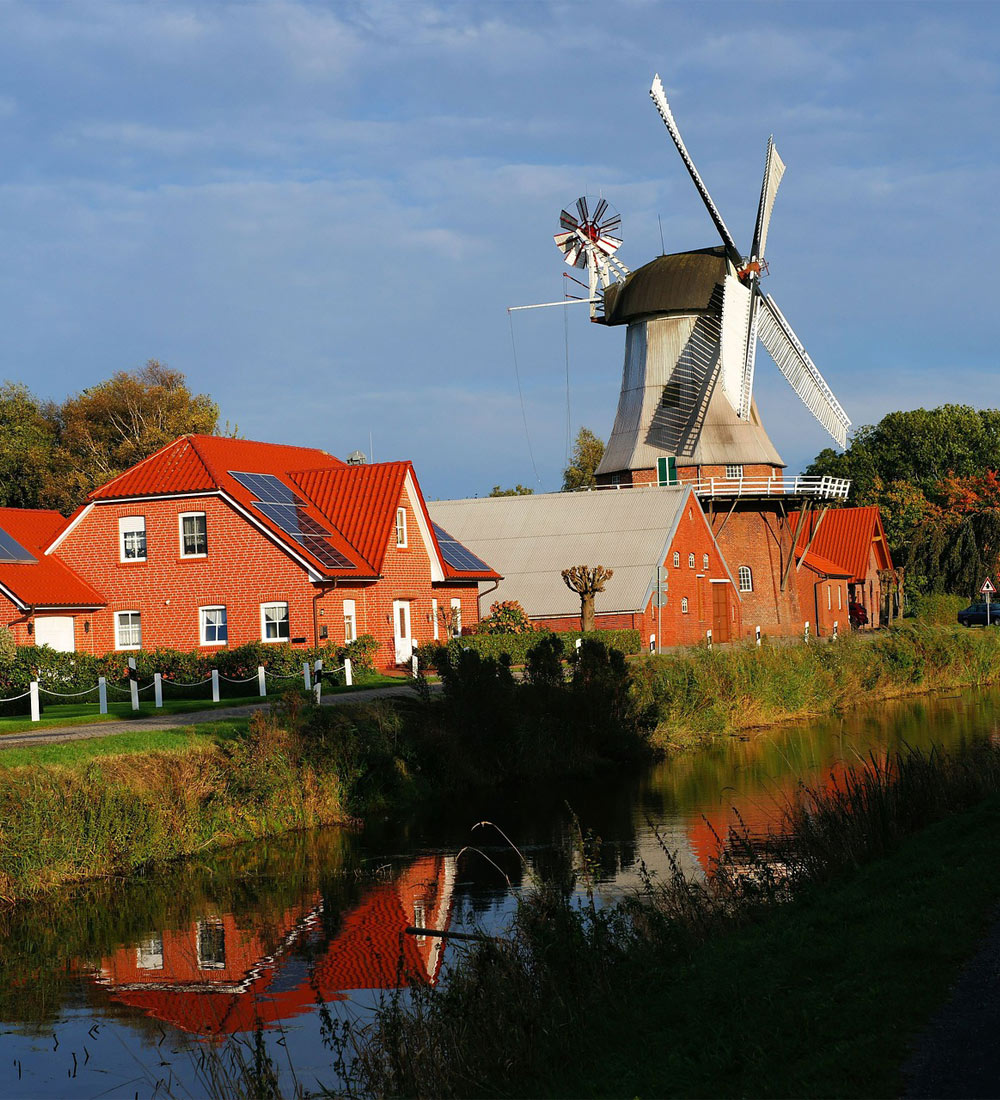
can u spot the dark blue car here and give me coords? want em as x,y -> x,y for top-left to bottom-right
958,602 -> 1000,626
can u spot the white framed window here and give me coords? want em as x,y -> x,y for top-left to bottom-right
702,553 -> 709,570
688,553 -> 695,569
118,516 -> 146,562
115,610 -> 141,650
432,598 -> 439,641
197,920 -> 226,970
725,464 -> 744,479
136,935 -> 164,971
260,602 -> 289,642
681,597 -> 689,614
199,605 -> 228,646
343,599 -> 357,643
827,586 -> 833,610
738,566 -> 753,592
179,512 -> 207,557
672,552 -> 680,568
396,507 -> 408,548
450,597 -> 462,638
838,587 -> 842,610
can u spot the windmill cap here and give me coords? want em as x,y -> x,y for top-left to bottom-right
600,246 -> 727,326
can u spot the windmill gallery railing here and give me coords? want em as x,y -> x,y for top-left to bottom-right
689,475 -> 851,500
579,475 -> 850,500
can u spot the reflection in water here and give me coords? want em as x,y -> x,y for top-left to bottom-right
0,686 -> 998,1095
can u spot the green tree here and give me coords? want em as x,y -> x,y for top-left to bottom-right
562,427 -> 605,491
0,383 -> 57,509
43,361 -> 220,512
489,484 -> 534,497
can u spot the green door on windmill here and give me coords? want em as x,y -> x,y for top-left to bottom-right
657,456 -> 678,487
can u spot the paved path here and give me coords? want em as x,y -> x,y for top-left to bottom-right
0,682 -> 429,750
902,907 -> 1000,1098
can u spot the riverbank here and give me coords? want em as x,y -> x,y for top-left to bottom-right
632,623 -> 1000,750
4,626 -> 1000,900
348,741 -> 1000,1099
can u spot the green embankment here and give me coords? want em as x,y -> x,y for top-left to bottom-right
632,623 -> 1000,749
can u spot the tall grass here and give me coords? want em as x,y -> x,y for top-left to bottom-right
630,624 -> 1000,749
347,738 -> 1000,1099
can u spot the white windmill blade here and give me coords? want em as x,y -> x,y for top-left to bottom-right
739,292 -> 761,421
719,274 -> 752,412
757,294 -> 851,447
750,137 -> 786,264
649,74 -> 743,268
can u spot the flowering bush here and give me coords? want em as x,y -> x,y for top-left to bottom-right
481,600 -> 534,635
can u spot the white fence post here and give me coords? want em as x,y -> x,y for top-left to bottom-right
833,620 -> 839,641
649,634 -> 656,653
98,675 -> 108,714
314,659 -> 323,704
706,628 -> 712,649
128,657 -> 139,711
411,651 -> 419,679
154,672 -> 163,708
755,625 -> 761,647
804,621 -> 810,642
211,669 -> 220,703
29,680 -> 39,723
344,657 -> 352,687
303,661 -> 312,690
258,665 -> 267,697
575,637 -> 582,652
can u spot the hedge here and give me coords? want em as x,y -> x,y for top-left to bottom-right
0,635 -> 381,716
414,628 -> 642,669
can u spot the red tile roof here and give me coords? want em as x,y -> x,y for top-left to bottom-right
797,506 -> 894,582
90,435 -> 344,501
800,549 -> 852,578
292,462 -> 409,573
0,508 -> 105,609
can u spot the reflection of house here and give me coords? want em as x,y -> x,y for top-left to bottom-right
94,855 -> 456,1036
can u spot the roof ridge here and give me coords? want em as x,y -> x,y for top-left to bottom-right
90,435 -> 214,498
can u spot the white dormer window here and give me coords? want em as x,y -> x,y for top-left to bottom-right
119,517 -> 146,562
725,464 -> 744,479
396,507 -> 408,548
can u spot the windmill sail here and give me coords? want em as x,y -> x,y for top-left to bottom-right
757,295 -> 851,447
751,138 -> 785,263
719,274 -> 752,412
649,75 -> 742,268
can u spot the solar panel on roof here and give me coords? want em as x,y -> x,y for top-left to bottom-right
250,501 -> 356,570
0,528 -> 36,564
228,471 -> 306,506
432,522 -> 491,573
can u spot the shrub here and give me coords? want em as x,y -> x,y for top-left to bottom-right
480,600 -> 534,634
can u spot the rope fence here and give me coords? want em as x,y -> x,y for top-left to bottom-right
15,655 -> 355,723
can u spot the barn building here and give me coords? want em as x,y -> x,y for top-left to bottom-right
9,434 -> 497,668
429,485 -> 742,648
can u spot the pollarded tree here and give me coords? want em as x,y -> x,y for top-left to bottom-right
561,564 -> 613,632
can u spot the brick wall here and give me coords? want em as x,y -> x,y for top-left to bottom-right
53,489 -> 479,669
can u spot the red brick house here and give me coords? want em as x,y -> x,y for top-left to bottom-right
0,507 -> 106,650
428,485 -> 742,649
40,435 -> 497,668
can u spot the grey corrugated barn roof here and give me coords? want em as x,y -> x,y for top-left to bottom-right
428,486 -> 698,619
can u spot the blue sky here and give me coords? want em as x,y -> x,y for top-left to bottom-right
0,1 -> 997,498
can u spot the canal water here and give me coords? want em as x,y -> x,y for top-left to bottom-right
1,687 -> 997,1098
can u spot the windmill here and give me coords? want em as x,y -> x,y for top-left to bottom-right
645,75 -> 850,448
533,76 -> 853,486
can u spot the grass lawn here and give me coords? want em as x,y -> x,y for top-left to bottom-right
546,796 -> 1000,1099
0,718 -> 250,768
0,673 -> 405,736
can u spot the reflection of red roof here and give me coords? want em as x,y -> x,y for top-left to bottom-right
797,506 -> 893,582
0,507 -> 105,608
98,856 -> 455,1037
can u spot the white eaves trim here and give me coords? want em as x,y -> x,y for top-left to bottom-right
405,470 -> 445,583
45,502 -> 94,555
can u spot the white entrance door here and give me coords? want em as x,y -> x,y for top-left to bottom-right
392,600 -> 412,664
34,616 -> 76,652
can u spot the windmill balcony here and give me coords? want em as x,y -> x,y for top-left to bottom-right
575,475 -> 850,500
